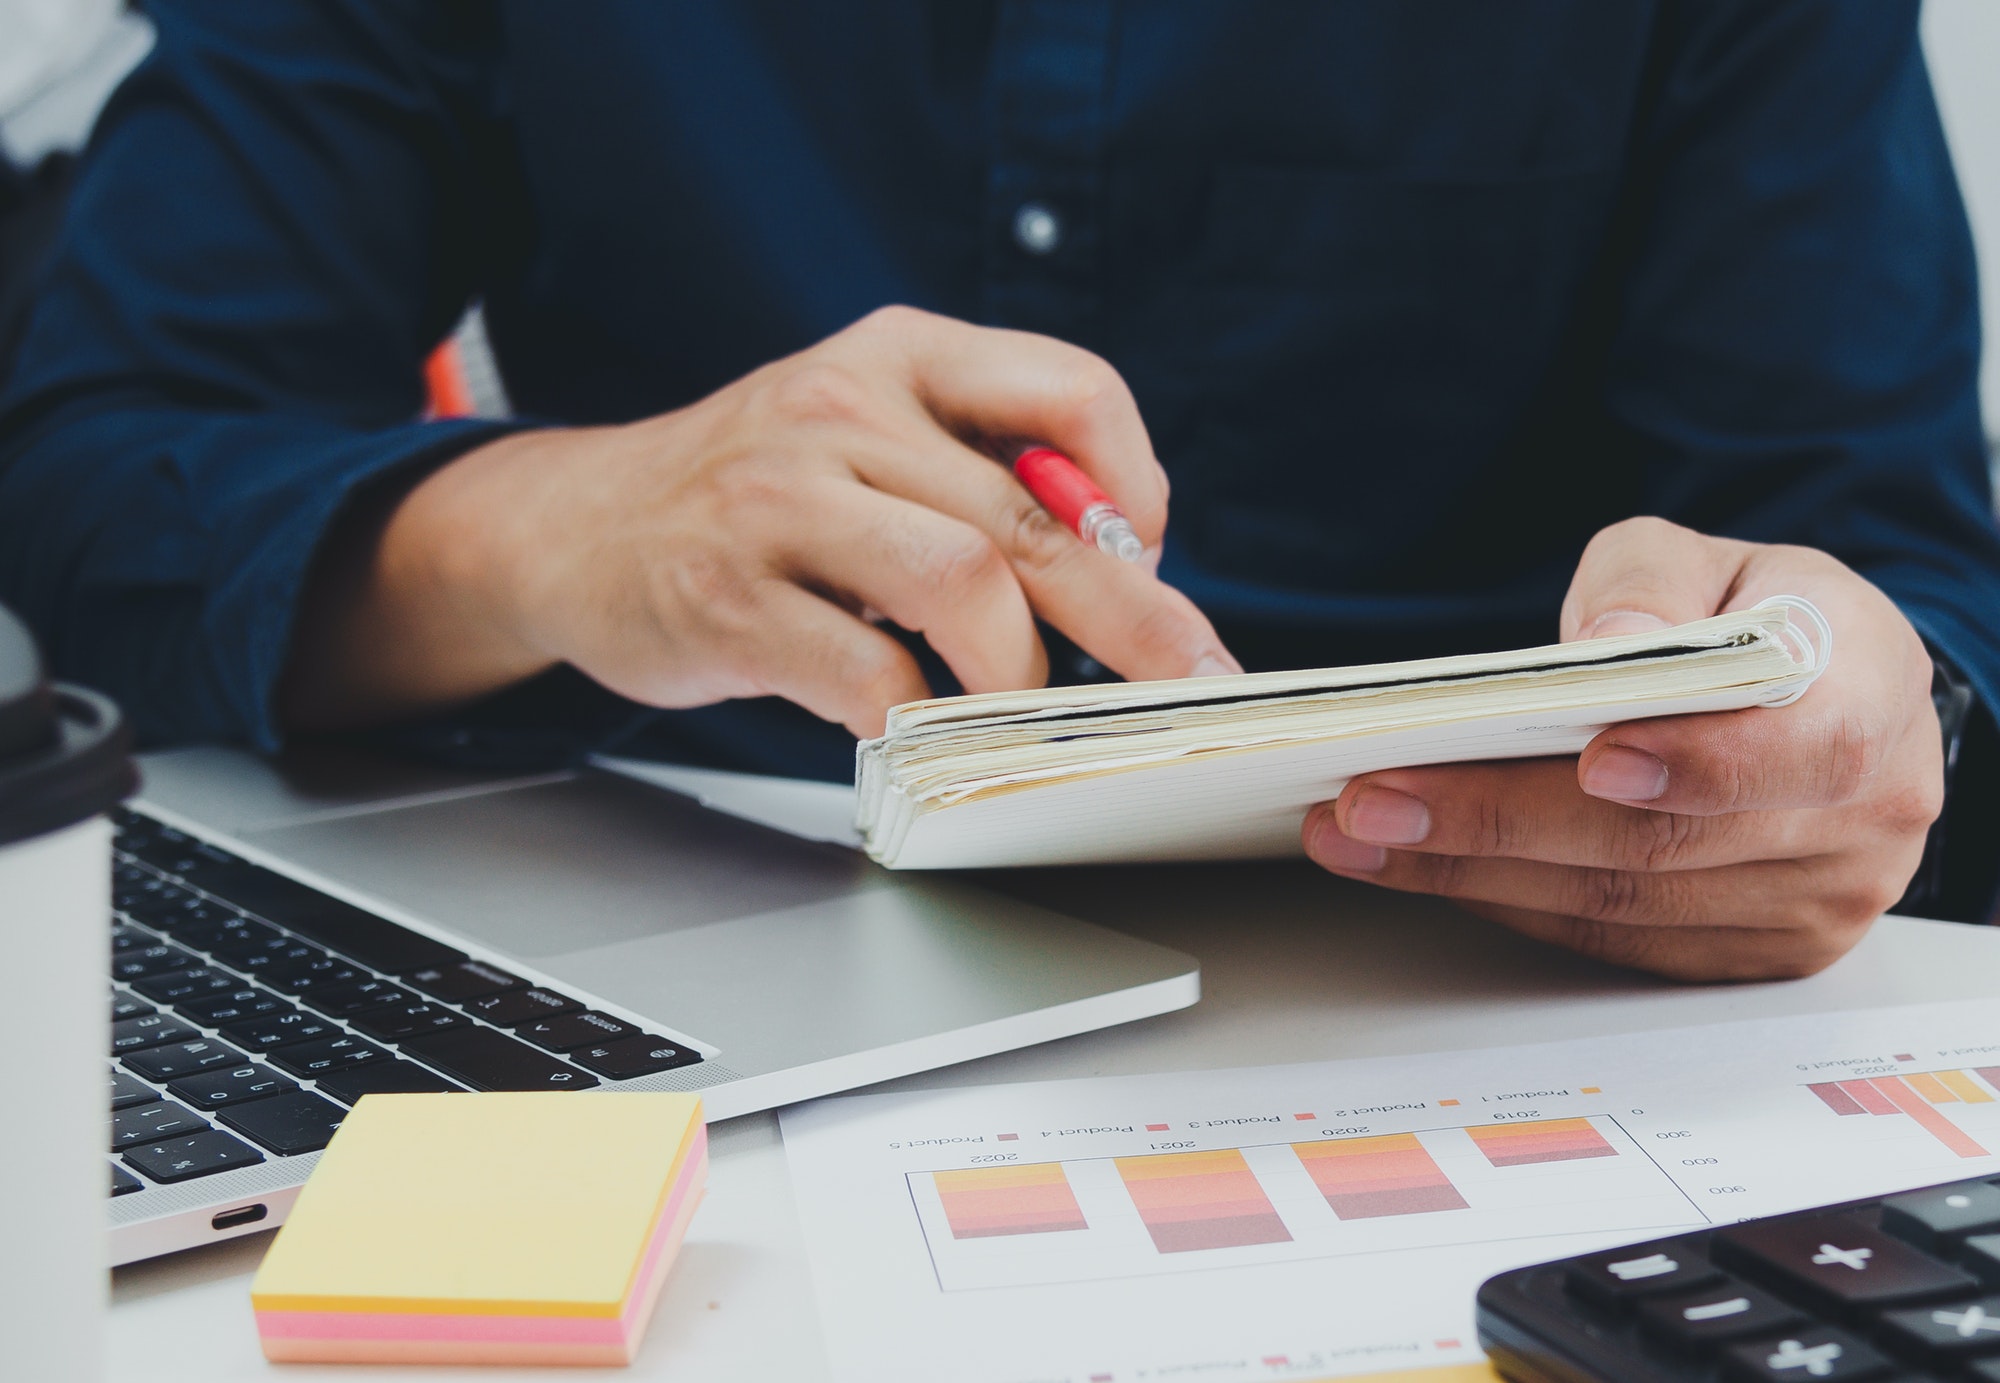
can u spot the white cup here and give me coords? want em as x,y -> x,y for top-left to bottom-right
0,612 -> 134,1383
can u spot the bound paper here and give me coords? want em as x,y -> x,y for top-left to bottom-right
855,597 -> 1831,870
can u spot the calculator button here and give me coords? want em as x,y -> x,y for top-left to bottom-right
1565,1240 -> 1723,1306
1878,1293 -> 2000,1359
1967,1235 -> 2000,1287
1714,1213 -> 1979,1310
1881,1181 -> 2000,1253
1638,1280 -> 1805,1348
1721,1327 -> 1893,1382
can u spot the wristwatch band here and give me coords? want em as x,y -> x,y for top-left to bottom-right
1898,645 -> 1981,918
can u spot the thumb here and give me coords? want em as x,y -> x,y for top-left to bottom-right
1559,517 -> 1752,642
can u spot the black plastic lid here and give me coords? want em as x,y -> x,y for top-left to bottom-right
0,605 -> 137,846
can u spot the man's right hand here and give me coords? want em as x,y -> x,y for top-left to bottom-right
281,306 -> 1239,738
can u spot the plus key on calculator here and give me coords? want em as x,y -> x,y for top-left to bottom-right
1477,1173 -> 2000,1382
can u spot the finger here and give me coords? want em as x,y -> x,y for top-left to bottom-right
1559,516 -> 1752,641
1457,901 -> 1864,982
732,582 -> 931,738
839,423 -> 1239,682
1319,758 -> 1820,871
845,305 -> 1171,544
1301,813 -> 1897,934
773,479 -> 1048,694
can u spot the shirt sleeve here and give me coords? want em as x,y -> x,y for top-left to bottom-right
1603,0 -> 2000,725
0,0 -> 523,750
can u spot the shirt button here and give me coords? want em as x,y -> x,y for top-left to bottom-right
1012,202 -> 1062,255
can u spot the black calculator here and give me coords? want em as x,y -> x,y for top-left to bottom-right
1477,1173 -> 2000,1382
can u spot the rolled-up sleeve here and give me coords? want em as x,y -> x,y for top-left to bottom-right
0,0 -> 521,748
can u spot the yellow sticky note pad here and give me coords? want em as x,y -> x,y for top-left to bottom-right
251,1092 -> 705,1365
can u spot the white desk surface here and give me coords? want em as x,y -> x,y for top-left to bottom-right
110,766 -> 2000,1382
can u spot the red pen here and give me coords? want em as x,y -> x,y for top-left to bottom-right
1011,445 -> 1146,563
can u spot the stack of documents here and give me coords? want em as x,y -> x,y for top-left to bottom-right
250,1092 -> 707,1365
856,597 -> 1829,869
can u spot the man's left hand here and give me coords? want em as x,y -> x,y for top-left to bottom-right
1301,517 -> 1944,981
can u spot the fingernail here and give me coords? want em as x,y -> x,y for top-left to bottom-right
1306,814 -> 1388,873
1343,786 -> 1431,845
1583,609 -> 1672,639
1190,650 -> 1243,678
1581,745 -> 1669,802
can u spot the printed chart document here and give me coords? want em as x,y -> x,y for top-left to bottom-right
781,998 -> 2000,1383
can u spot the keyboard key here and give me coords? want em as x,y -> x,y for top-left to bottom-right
109,992 -> 152,1022
122,1037 -> 249,1083
350,1002 -> 467,1042
405,959 -> 526,1004
121,1129 -> 263,1183
110,923 -> 148,952
461,987 -> 580,1027
312,1059 -> 465,1104
204,862 -> 466,973
1638,1280 -> 1805,1348
110,1163 -> 144,1196
1715,1212 -> 1979,1311
219,1089 -> 348,1155
111,1012 -> 199,1054
1565,1240 -> 1724,1306
140,897 -> 241,939
516,1010 -> 638,1053
1974,1359 -> 2000,1382
168,1063 -> 298,1110
299,978 -> 414,1018
184,916 -> 282,954
112,1101 -> 208,1150
109,1070 -> 158,1111
570,1034 -> 703,1080
110,942 -> 202,981
266,1034 -> 390,1078
210,938 -> 317,976
1720,1326 -> 1894,1382
131,967 -> 238,1005
180,987 -> 290,1026
1882,1181 -> 2000,1254
1968,1234 -> 2000,1287
400,1026 -> 599,1092
218,1009 -> 336,1052
268,961 -> 371,997
1878,1293 -> 2000,1359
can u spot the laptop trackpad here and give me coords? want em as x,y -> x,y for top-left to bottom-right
241,772 -> 881,960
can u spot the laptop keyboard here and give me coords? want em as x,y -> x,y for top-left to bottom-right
107,807 -> 702,1198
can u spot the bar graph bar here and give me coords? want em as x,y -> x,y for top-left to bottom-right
1113,1148 -> 1292,1254
1465,1118 -> 1618,1167
1938,1071 -> 1994,1104
932,1163 -> 1088,1239
1292,1133 -> 1469,1220
1807,1073 -> 1993,1159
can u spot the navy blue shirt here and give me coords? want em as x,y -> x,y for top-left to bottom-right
1,2 -> 1996,791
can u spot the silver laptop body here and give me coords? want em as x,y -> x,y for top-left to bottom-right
111,746 -> 1198,1264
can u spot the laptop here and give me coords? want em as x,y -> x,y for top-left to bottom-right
107,745 -> 1199,1265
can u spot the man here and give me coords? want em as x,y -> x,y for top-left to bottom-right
3,2 -> 1996,981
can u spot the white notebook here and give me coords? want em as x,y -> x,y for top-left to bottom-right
854,597 -> 1831,870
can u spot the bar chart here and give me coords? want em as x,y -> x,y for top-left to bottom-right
1807,1066 -> 1998,1159
910,1116 -> 1697,1290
